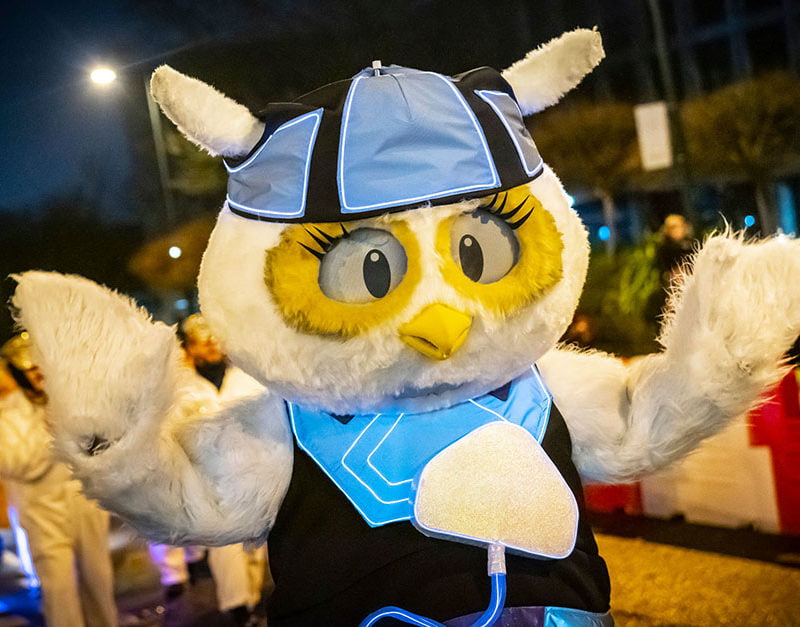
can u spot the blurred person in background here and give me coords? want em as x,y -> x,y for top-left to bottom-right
150,314 -> 272,626
655,213 -> 695,286
0,356 -> 17,397
0,358 -> 16,569
0,333 -> 117,627
647,214 -> 697,325
147,542 -> 207,599
561,312 -> 597,349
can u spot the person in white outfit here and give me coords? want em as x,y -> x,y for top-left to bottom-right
147,542 -> 206,597
0,333 -> 117,627
149,315 -> 271,626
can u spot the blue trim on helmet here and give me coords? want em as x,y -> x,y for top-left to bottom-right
338,70 -> 500,214
225,109 -> 323,219
475,90 -> 543,177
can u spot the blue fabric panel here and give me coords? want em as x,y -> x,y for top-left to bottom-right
289,366 -> 552,527
338,67 -> 499,213
445,606 -> 613,627
476,90 -> 543,176
225,109 -> 323,219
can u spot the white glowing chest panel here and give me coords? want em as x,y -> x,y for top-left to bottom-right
288,367 -> 557,525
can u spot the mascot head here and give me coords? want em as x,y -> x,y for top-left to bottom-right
151,29 -> 604,414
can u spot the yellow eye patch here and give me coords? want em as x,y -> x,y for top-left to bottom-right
436,187 -> 564,315
265,219 -> 421,338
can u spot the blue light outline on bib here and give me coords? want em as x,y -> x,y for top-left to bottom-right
288,365 -> 552,527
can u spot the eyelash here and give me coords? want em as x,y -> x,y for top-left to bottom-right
298,224 -> 350,260
482,192 -> 534,230
297,192 -> 530,258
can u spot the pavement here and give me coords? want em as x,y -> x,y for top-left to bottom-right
0,523 -> 267,627
598,533 -> 800,626
1,513 -> 799,626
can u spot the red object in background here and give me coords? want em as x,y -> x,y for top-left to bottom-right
583,483 -> 642,515
749,371 -> 800,535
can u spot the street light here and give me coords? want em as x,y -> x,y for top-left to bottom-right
89,64 -> 176,226
90,67 -> 117,85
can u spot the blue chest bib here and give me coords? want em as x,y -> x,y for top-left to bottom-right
288,366 -> 552,527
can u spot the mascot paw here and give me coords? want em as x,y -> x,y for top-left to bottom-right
666,234 -> 800,373
11,271 -> 182,461
413,422 -> 578,558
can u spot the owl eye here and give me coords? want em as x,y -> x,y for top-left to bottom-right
318,228 -> 407,303
450,209 -> 519,283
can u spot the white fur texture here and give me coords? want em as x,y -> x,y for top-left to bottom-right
150,65 -> 265,157
502,28 -> 605,115
538,233 -> 800,483
16,33 -> 798,551
12,272 -> 292,545
198,166 -> 589,415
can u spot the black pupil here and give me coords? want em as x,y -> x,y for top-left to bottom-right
363,249 -> 391,298
459,235 -> 484,282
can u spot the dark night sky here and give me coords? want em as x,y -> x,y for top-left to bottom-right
0,0 -> 604,223
0,1 -> 189,220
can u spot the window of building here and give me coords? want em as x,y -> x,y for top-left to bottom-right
747,23 -> 789,73
661,0 -> 678,40
744,0 -> 783,13
694,38 -> 732,89
692,0 -> 727,27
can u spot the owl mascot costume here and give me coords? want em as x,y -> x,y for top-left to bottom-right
12,29 -> 800,626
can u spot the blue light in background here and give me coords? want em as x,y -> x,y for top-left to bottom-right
598,225 -> 611,241
8,508 -> 39,589
564,193 -> 575,207
744,215 -> 755,228
778,183 -> 797,235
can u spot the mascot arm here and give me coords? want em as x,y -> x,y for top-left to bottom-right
538,233 -> 800,483
11,271 -> 293,545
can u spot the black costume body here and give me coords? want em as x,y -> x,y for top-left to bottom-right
266,400 -> 611,626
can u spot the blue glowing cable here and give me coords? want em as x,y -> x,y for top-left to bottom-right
359,606 -> 445,627
470,573 -> 506,627
360,543 -> 507,627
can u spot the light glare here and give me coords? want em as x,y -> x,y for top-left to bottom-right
90,67 -> 117,84
168,246 -> 182,259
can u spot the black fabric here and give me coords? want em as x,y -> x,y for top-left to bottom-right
195,360 -> 228,391
329,413 -> 355,425
266,403 -> 611,626
488,381 -> 513,402
452,67 -> 532,192
226,65 -> 543,224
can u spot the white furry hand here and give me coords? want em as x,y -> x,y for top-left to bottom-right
11,272 -> 182,461
660,233 -> 800,410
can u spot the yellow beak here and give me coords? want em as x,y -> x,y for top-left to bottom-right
399,303 -> 473,360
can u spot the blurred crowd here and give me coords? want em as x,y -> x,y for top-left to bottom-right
0,317 -> 272,627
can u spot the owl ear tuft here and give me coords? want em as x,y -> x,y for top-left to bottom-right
149,65 -> 265,158
502,28 -> 605,116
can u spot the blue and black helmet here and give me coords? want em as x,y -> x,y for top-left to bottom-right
224,63 -> 543,224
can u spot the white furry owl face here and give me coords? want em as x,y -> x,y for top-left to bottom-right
198,166 -> 588,414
